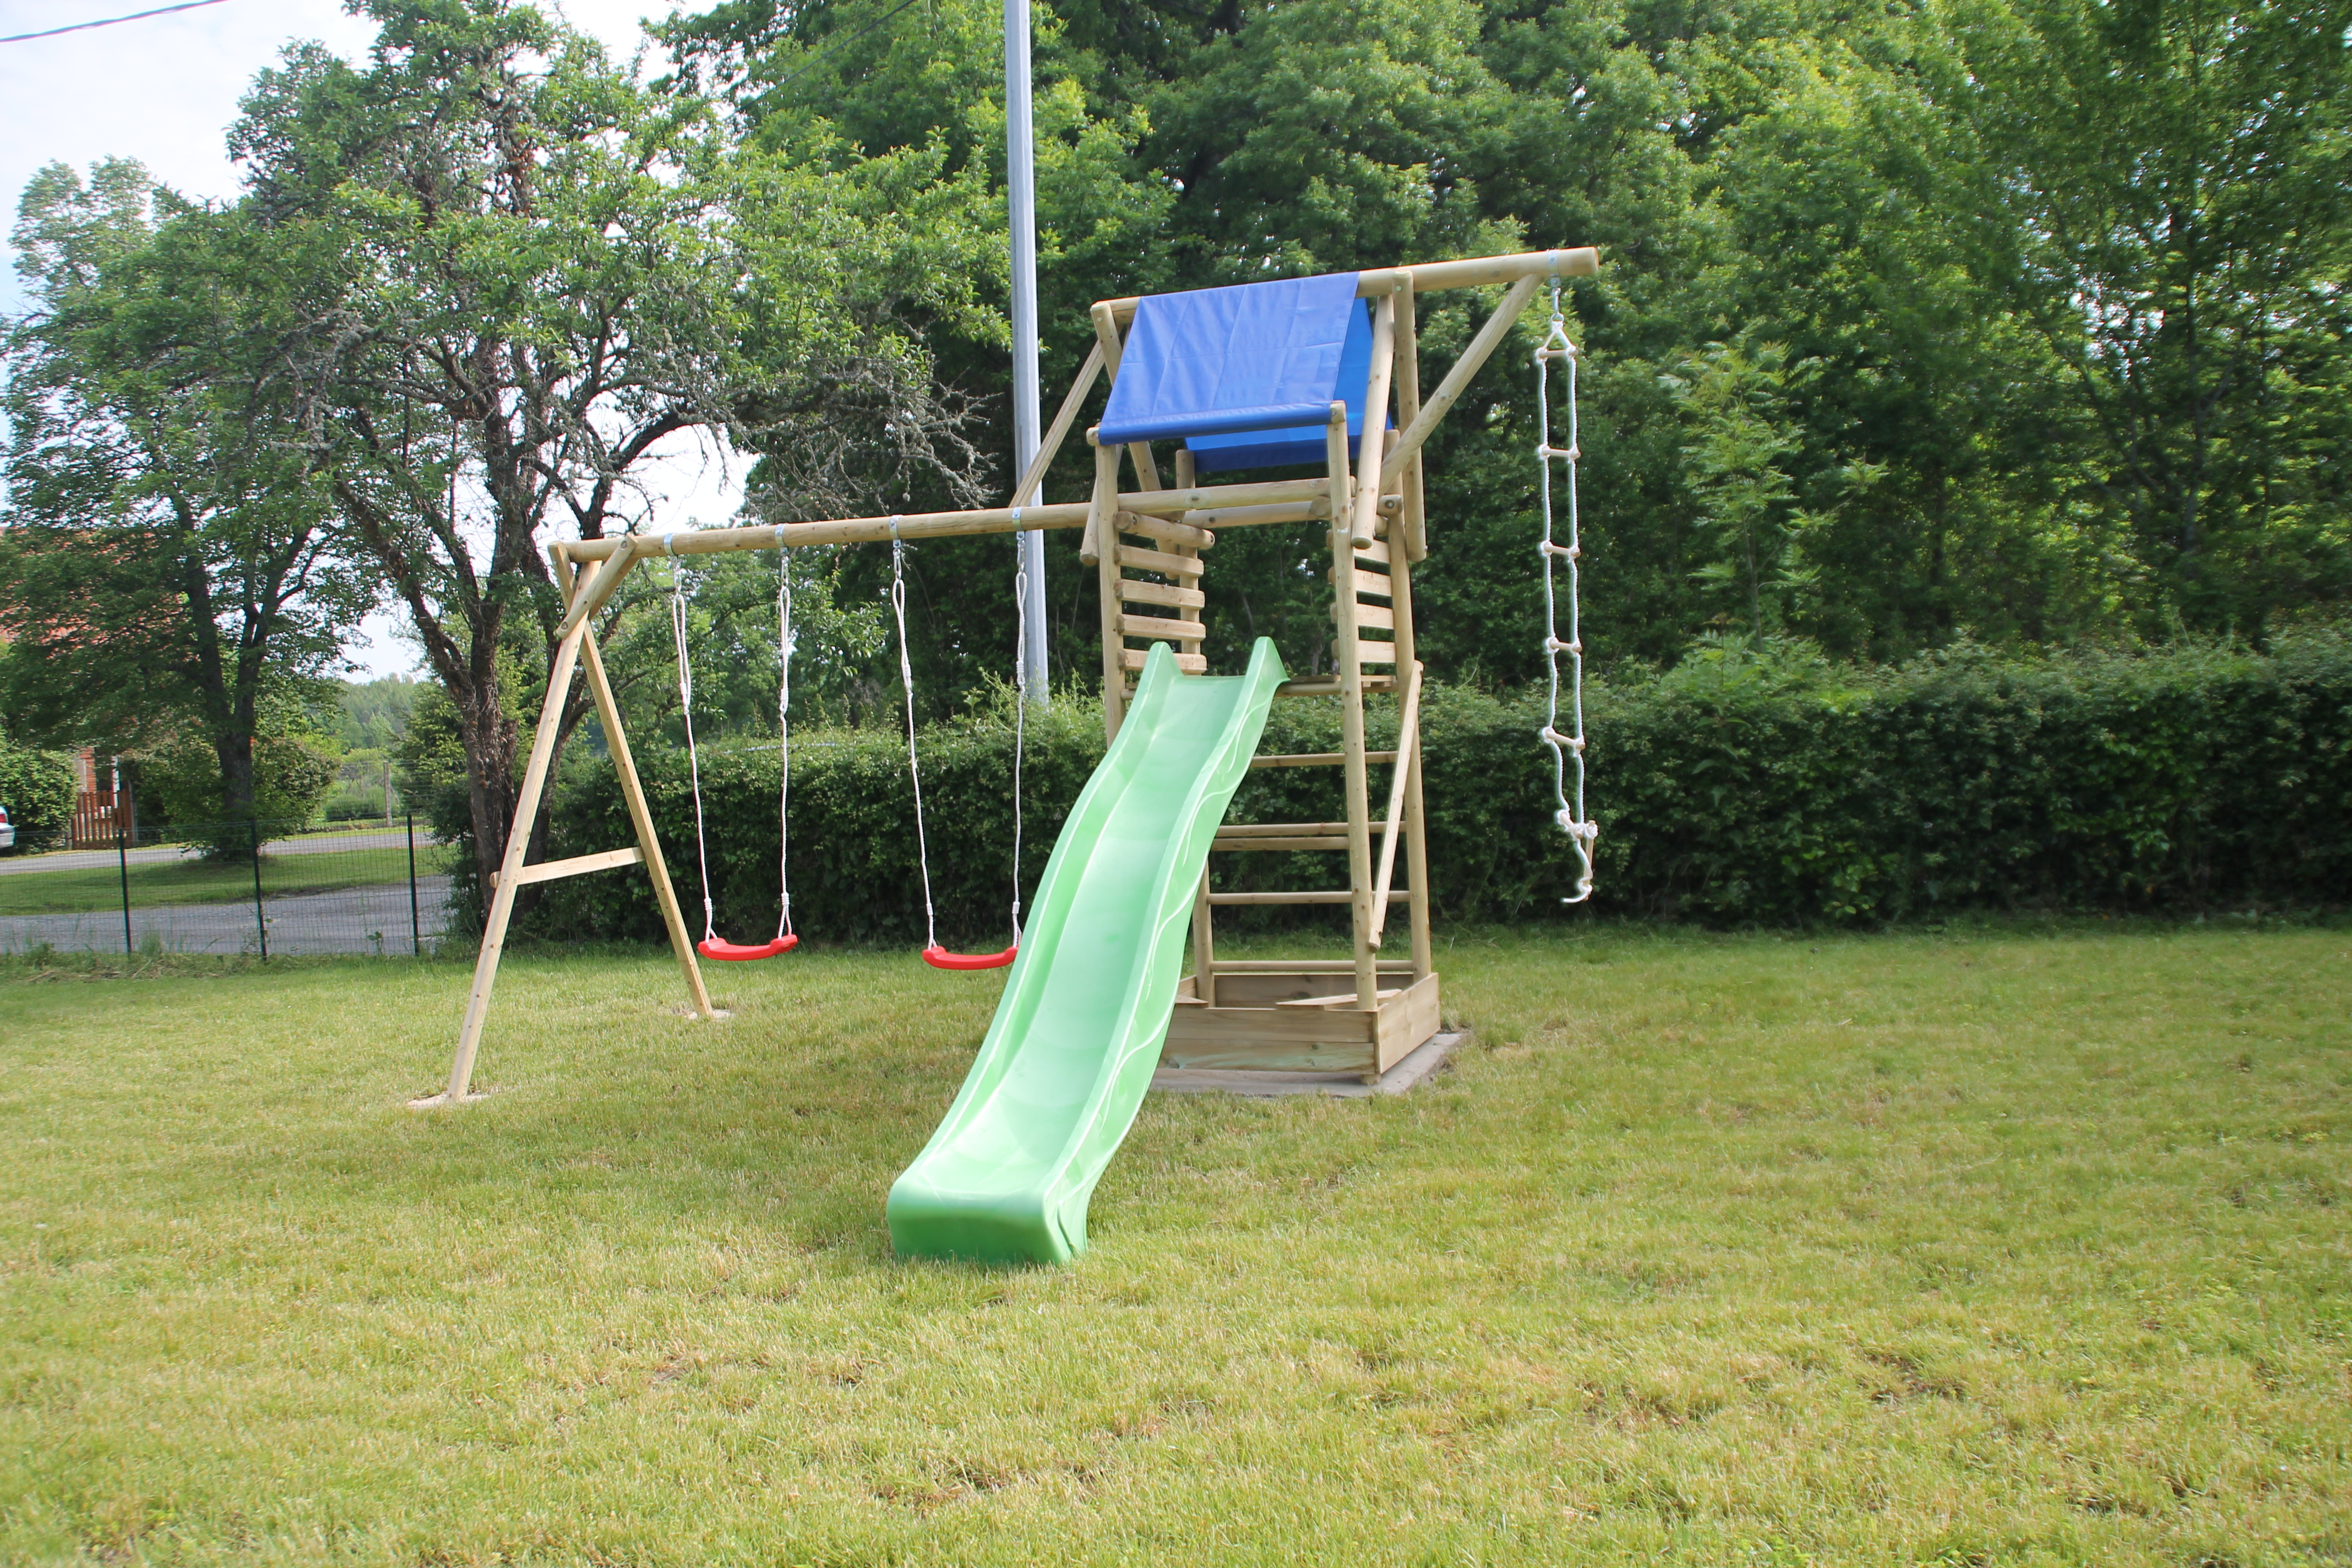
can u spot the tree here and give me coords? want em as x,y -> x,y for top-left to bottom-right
1,160 -> 371,845
1942,0 -> 2352,635
227,0 -> 999,897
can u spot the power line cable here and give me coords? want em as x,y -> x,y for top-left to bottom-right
1,0 -> 230,45
764,0 -> 925,96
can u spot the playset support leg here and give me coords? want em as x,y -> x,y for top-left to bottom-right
579,619 -> 712,1021
417,614 -> 593,1108
1089,435 -> 1127,740
416,551 -> 712,1109
1324,404 -> 1378,1012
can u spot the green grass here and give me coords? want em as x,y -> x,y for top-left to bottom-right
0,844 -> 455,918
1,924 -> 2345,1566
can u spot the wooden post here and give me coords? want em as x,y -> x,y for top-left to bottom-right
1368,660 -> 1421,944
1089,301 -> 1161,493
1394,277 -> 1429,562
1089,434 -> 1127,741
580,623 -> 712,1022
1189,869 -> 1217,1007
1385,527 -> 1436,981
1325,401 -> 1378,1013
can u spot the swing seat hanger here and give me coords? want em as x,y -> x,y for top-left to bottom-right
700,934 -> 797,962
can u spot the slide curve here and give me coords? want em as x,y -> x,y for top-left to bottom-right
886,638 -> 1287,1264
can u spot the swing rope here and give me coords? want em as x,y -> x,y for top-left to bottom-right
889,534 -> 941,953
890,529 -> 1022,969
666,532 -> 796,961
666,538 -> 720,946
773,535 -> 794,943
1535,280 -> 1598,903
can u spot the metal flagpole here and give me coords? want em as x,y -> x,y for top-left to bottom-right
1006,0 -> 1050,708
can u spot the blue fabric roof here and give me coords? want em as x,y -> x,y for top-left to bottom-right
1186,297 -> 1380,474
1097,272 -> 1368,459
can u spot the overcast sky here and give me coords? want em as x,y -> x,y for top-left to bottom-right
0,0 -> 745,681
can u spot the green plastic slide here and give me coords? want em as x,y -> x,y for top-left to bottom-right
886,638 -> 1288,1264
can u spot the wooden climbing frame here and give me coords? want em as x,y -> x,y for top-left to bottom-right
416,247 -> 1598,1103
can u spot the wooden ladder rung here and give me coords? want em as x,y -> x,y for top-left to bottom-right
489,845 -> 645,890
1119,647 -> 1208,673
1335,566 -> 1392,600
1342,601 -> 1396,631
1276,675 -> 1396,696
1247,750 -> 1398,770
1119,578 -> 1205,611
1118,612 -> 1206,641
1115,543 -> 1203,579
1355,644 -> 1398,667
1354,535 -> 1391,565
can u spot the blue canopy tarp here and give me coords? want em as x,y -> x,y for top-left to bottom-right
1097,271 -> 1382,474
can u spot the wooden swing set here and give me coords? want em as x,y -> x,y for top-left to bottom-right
413,245 -> 1599,1108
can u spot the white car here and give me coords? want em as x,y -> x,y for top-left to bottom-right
0,804 -> 12,849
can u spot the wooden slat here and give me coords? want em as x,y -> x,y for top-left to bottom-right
1204,893 -> 1354,907
1248,750 -> 1397,770
1211,837 -> 1355,852
1347,601 -> 1396,631
1219,821 -> 1348,837
1118,647 -> 1208,673
1208,959 -> 1419,973
1355,644 -> 1398,666
1118,612 -> 1206,642
1354,535 -> 1391,566
1115,543 -> 1204,579
1118,578 -> 1205,611
1207,890 -> 1353,906
1275,988 -> 1403,1010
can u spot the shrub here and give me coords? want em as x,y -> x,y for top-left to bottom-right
138,729 -> 342,855
0,725 -> 76,850
494,633 -> 2350,943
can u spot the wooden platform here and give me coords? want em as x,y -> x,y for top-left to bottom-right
1160,969 -> 1441,1079
1153,1028 -> 1467,1098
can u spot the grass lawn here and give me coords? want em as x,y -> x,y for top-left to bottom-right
0,845 -> 455,918
0,923 -> 2344,1565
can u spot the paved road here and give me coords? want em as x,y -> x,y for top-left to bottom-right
0,875 -> 455,956
0,829 -> 425,876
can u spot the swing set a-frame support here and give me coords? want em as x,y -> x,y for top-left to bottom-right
415,246 -> 1598,1106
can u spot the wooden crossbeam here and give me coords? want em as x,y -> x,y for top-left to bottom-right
488,845 -> 644,890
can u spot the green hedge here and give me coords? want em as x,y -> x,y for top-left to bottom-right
512,632 -> 2351,942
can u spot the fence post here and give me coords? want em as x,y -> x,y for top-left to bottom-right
118,827 -> 133,955
408,811 -> 422,956
250,818 -> 268,961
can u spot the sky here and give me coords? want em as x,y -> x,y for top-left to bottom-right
0,0 -> 745,681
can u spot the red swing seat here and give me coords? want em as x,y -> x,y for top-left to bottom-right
922,943 -> 1016,971
699,934 -> 797,962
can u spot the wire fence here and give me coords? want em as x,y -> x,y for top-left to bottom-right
0,815 -> 453,959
